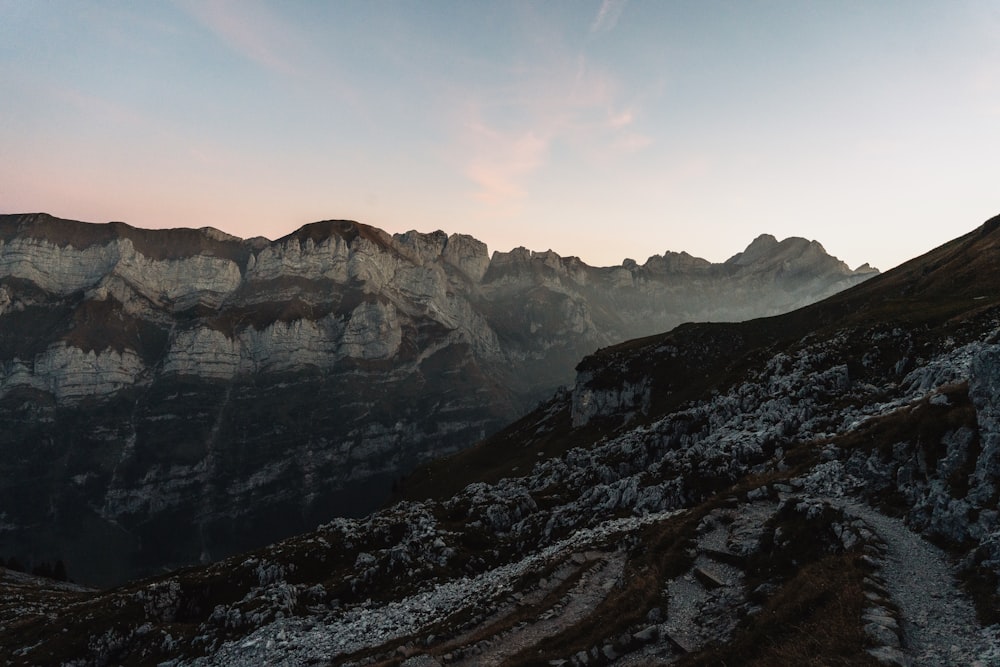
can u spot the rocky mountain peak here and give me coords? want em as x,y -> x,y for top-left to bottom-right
642,250 -> 712,273
727,233 -> 825,264
725,232 -> 780,265
440,233 -> 490,281
489,245 -> 533,265
274,219 -> 397,255
388,229 -> 491,282
196,226 -> 246,244
723,233 -> 856,279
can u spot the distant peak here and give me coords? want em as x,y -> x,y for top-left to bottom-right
726,233 -> 779,266
198,227 -> 243,243
751,233 -> 779,245
723,234 -> 856,274
276,219 -> 392,251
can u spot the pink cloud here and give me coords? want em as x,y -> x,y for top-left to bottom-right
607,109 -> 634,128
454,53 -> 651,208
464,121 -> 549,206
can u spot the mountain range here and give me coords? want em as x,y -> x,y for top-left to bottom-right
3,212 -> 1000,666
0,213 -> 876,587
2,214 -> 996,665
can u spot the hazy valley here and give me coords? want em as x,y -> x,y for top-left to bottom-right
0,213 -> 874,587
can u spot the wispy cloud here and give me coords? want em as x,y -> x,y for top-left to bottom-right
177,0 -> 366,118
454,53 -> 650,208
590,0 -> 627,34
464,122 -> 549,206
607,109 -> 634,129
178,0 -> 302,78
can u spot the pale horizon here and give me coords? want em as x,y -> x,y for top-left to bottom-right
3,1 -> 999,272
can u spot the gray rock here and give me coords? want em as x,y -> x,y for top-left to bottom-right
866,646 -> 912,667
864,621 -> 900,647
862,610 -> 899,632
633,625 -> 659,643
400,656 -> 441,667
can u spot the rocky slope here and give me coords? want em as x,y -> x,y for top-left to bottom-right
0,213 -> 875,586
0,213 -> 994,666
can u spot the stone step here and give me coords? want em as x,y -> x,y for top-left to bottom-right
662,630 -> 693,654
699,547 -> 746,567
693,566 -> 727,589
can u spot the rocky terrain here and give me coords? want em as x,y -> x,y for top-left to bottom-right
1,216 -> 997,665
0,213 -> 874,586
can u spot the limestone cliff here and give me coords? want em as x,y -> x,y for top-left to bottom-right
0,212 -> 876,585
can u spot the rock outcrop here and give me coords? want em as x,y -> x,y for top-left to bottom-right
0,212 -> 876,586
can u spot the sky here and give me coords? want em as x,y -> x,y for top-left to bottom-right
2,1 -> 999,271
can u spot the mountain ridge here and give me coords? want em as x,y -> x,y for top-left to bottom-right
5,211 -> 876,273
0,212 -> 876,586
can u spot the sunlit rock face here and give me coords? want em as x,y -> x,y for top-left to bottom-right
0,213 -> 876,586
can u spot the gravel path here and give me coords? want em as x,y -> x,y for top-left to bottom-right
450,552 -> 625,666
838,501 -> 996,666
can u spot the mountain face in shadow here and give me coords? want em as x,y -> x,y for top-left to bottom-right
3,216 -> 998,665
0,213 -> 874,586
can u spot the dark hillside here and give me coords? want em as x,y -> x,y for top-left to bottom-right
399,216 -> 1000,504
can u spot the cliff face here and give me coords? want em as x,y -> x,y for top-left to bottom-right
0,213 -> 876,585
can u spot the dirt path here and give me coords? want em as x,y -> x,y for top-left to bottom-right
448,551 -> 625,666
837,501 -> 995,666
